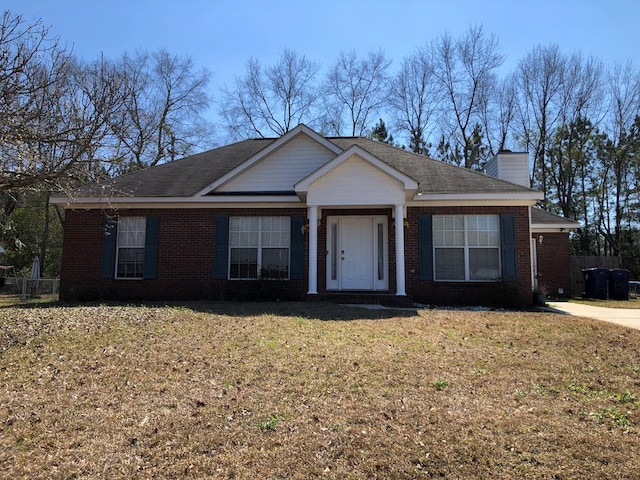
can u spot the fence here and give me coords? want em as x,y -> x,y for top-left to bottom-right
569,256 -> 619,297
20,278 -> 60,301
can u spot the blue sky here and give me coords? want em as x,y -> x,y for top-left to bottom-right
5,0 -> 640,133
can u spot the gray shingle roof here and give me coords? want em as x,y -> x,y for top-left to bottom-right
331,137 -> 539,195
76,139 -> 271,197
72,134 -> 540,198
531,207 -> 580,226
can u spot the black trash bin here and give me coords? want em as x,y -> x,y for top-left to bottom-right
582,268 -> 609,299
609,269 -> 630,300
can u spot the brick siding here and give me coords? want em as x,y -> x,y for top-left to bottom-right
533,231 -> 571,297
405,206 -> 533,307
60,207 -> 308,301
61,205 -> 534,306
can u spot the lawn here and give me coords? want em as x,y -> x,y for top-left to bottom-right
1,302 -> 640,479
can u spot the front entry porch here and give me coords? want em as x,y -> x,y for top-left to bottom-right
306,206 -> 407,297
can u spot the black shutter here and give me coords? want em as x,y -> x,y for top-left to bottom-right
290,215 -> 305,280
214,215 -> 229,279
100,215 -> 118,279
143,216 -> 160,279
501,214 -> 517,281
418,214 -> 433,281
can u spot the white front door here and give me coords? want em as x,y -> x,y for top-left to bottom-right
326,216 -> 388,291
341,218 -> 374,290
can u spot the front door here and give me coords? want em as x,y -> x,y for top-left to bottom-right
326,216 -> 388,291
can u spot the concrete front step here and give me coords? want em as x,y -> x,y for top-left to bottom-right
316,292 -> 414,308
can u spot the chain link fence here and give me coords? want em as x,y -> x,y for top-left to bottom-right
20,278 -> 60,301
0,276 -> 59,302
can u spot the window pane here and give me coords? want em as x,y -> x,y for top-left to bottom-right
249,231 -> 259,246
117,217 -> 145,247
467,215 -> 500,247
435,248 -> 465,280
469,248 -> 500,280
281,231 -> 290,245
434,215 -> 464,247
230,248 -> 258,279
330,223 -> 337,281
230,231 -> 240,247
117,247 -> 144,278
377,223 -> 384,281
261,248 -> 289,279
228,217 -> 291,279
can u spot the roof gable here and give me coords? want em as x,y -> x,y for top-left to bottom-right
300,150 -> 411,206
199,124 -> 342,195
216,133 -> 337,193
295,144 -> 418,194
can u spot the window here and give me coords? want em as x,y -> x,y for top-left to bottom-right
116,217 -> 146,279
433,215 -> 501,281
229,216 -> 290,279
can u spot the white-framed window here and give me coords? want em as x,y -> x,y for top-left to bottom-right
229,216 -> 290,280
116,217 -> 146,279
433,215 -> 501,281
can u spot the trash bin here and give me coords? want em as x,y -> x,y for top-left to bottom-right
609,269 -> 630,301
582,268 -> 609,299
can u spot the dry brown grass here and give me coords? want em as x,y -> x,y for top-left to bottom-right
1,302 -> 640,479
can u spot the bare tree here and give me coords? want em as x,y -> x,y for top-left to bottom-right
220,49 -> 320,139
479,73 -> 518,154
517,44 -> 605,217
516,44 -> 566,194
107,49 -> 213,172
559,53 -> 605,126
595,62 -> 640,258
430,26 -> 504,169
0,12 -> 121,193
323,50 -> 391,136
388,47 -> 440,154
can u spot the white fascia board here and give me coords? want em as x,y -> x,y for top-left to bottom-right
196,125 -> 343,196
413,191 -> 544,205
407,199 -> 537,207
51,195 -> 304,209
295,145 -> 419,192
531,223 -> 580,232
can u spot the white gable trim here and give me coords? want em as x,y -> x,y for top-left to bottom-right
196,124 -> 343,196
531,223 -> 580,232
295,145 -> 418,194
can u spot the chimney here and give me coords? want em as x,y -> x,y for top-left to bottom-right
485,150 -> 530,187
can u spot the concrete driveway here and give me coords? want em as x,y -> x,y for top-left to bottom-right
546,301 -> 640,330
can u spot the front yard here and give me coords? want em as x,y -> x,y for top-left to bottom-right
1,302 -> 639,478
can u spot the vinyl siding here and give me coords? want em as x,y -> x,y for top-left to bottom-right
218,135 -> 335,192
307,155 -> 405,206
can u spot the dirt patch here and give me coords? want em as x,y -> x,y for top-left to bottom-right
1,302 -> 639,478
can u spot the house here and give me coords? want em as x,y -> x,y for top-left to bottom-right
51,124 -> 577,306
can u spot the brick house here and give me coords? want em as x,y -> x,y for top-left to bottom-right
51,124 -> 577,306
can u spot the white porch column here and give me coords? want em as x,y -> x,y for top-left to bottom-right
394,203 -> 407,296
307,206 -> 318,294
